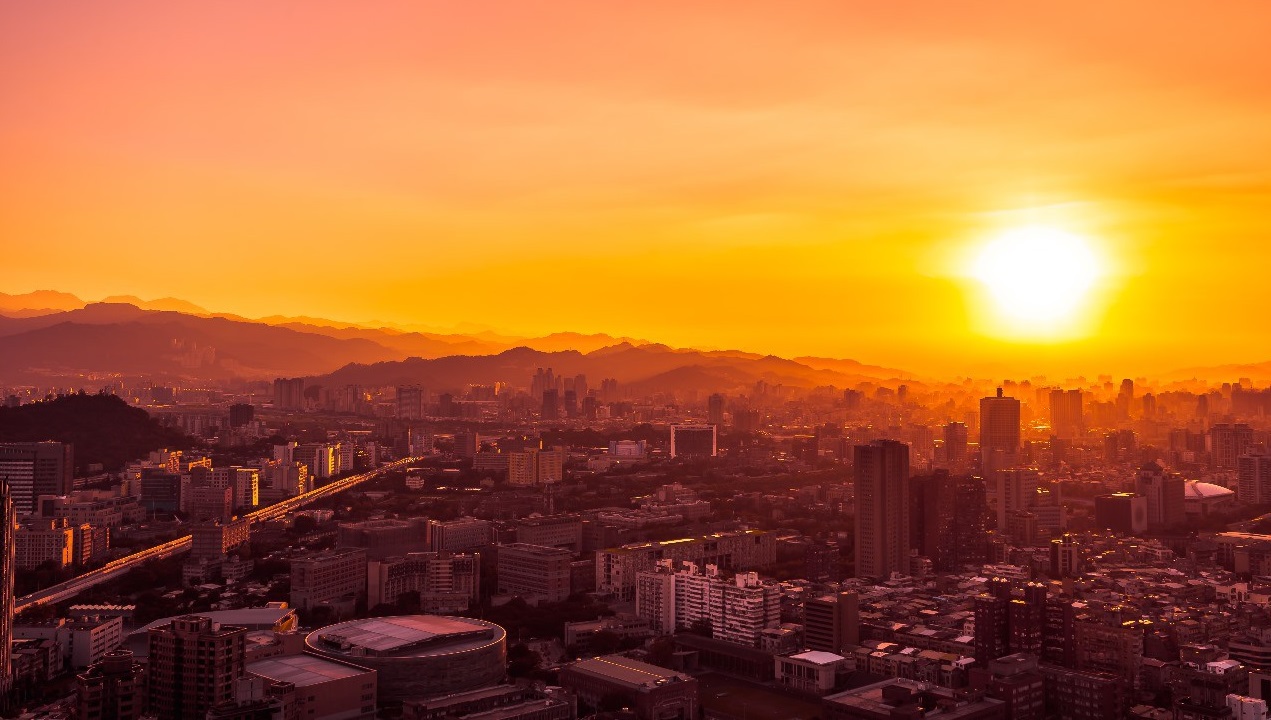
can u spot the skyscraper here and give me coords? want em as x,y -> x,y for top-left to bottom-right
1212,423 -> 1255,470
980,388 -> 1021,472
854,440 -> 910,580
0,442 -> 74,515
942,421 -> 969,469
1049,389 -> 1084,440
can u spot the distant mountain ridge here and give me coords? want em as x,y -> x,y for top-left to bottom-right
0,290 -> 910,389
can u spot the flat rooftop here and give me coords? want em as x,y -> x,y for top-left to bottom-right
567,655 -> 690,689
248,653 -> 372,687
310,615 -> 502,658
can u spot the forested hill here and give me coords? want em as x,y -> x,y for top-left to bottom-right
0,392 -> 196,472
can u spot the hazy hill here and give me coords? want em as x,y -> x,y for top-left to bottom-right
0,292 -> 918,389
314,344 -> 895,395
0,290 -> 85,315
0,303 -> 400,382
0,392 -> 195,472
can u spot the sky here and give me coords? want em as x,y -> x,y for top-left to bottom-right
4,2 -> 1271,378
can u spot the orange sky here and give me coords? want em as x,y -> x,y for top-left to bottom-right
4,2 -> 1271,378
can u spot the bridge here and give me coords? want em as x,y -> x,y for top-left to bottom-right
14,457 -> 416,613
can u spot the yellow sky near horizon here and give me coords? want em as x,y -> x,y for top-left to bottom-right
3,2 -> 1271,378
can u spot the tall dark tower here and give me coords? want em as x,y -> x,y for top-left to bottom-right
980,388 -> 1021,472
0,480 -> 14,697
854,440 -> 910,580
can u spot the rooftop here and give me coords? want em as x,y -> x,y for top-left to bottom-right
567,655 -> 691,689
308,615 -> 504,658
788,651 -> 845,665
248,653 -> 372,687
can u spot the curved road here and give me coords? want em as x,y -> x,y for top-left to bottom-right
15,457 -> 415,613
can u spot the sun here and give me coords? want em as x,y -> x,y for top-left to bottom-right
971,225 -> 1104,337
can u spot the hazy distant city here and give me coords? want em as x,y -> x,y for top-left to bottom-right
2,290 -> 1271,720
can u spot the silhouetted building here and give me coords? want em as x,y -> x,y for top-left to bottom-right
0,480 -> 14,696
670,425 -> 717,459
707,394 -> 726,426
1049,389 -> 1084,440
228,404 -> 254,429
980,389 -> 1021,472
541,389 -> 559,420
854,440 -> 910,580
272,378 -> 305,410
1094,493 -> 1148,535
944,422 -> 969,468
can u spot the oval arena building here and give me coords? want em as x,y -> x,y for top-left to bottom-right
305,614 -> 507,702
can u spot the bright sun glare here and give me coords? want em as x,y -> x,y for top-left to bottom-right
972,225 -> 1102,333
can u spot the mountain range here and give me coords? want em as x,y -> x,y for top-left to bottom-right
3,289 -> 1265,390
0,291 -> 912,392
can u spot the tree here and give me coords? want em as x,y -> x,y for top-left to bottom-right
589,630 -> 622,655
507,643 -> 542,678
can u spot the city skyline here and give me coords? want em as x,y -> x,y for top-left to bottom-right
5,2 -> 1271,377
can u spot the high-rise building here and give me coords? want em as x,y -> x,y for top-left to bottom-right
272,378 -> 305,410
670,425 -> 718,459
854,440 -> 910,580
1136,464 -> 1186,528
802,591 -> 859,654
506,450 -> 539,487
0,442 -> 73,515
147,615 -> 248,720
1049,389 -> 1084,440
396,386 -> 425,420
908,472 -> 949,563
537,445 -> 565,484
504,441 -> 562,484
541,389 -> 560,420
950,476 -> 989,569
76,649 -> 148,720
994,469 -> 1040,533
1117,379 -> 1135,420
1239,452 -> 1271,506
942,422 -> 969,468
979,389 -> 1021,472
1213,424 -> 1256,470
707,394 -> 726,426
0,480 -> 14,696
211,467 -> 260,511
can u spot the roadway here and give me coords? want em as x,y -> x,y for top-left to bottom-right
14,457 -> 415,613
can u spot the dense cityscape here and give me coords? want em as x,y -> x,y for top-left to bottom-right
2,360 -> 1271,720
8,3 -> 1271,720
